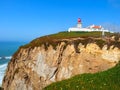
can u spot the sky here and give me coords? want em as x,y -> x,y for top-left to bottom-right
0,0 -> 120,41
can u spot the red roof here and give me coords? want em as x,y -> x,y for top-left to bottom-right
92,26 -> 101,29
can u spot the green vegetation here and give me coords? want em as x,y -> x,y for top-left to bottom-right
44,62 -> 120,90
95,39 -> 106,48
21,31 -> 114,49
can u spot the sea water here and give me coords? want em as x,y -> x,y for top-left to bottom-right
0,41 -> 27,85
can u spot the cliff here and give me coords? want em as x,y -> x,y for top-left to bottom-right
2,32 -> 120,90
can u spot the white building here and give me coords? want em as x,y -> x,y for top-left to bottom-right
68,18 -> 109,32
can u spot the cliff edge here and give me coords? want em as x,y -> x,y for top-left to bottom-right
2,32 -> 120,90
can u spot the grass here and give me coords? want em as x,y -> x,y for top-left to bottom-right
44,62 -> 120,90
21,31 -> 114,49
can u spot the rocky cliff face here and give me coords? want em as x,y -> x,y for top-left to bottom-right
2,37 -> 120,90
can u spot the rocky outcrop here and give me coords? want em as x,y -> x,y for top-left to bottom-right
2,38 -> 120,90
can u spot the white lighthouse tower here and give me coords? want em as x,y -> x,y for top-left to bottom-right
77,18 -> 82,28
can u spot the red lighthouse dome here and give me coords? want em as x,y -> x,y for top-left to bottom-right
78,18 -> 81,23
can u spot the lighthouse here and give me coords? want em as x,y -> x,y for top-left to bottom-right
77,18 -> 82,28
68,18 -> 109,32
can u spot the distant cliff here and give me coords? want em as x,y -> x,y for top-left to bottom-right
2,32 -> 120,90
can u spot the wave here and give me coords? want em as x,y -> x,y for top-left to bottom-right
0,63 -> 8,85
0,63 -> 7,70
0,56 -> 12,60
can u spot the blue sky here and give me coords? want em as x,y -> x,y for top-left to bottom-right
0,0 -> 120,41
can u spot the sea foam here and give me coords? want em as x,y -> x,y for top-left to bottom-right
0,56 -> 12,60
0,63 -> 8,85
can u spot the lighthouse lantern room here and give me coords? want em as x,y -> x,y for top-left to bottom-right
77,18 -> 82,28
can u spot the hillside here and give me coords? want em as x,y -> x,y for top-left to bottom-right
2,31 -> 120,90
22,31 -> 116,49
44,62 -> 120,90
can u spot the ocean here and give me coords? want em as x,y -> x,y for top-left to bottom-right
0,41 -> 27,85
